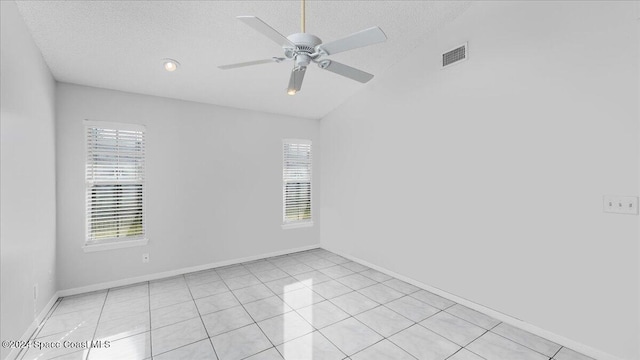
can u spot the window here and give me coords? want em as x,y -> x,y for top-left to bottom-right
85,121 -> 146,249
282,139 -> 313,228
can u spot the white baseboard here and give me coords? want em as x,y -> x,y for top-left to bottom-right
58,244 -> 321,297
323,246 -> 625,360
6,292 -> 60,360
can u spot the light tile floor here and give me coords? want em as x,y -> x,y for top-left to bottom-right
19,249 -> 596,360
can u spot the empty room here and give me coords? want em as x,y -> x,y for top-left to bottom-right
1,1 -> 638,360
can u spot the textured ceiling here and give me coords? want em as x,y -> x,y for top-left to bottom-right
16,1 -> 471,119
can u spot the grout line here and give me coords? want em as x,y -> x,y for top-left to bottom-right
88,285 -> 149,307
551,347 -> 563,359
487,326 -> 562,359
464,344 -> 492,360
151,338 -> 210,359
461,328 -> 491,353
182,274 -> 220,360
242,347 -> 281,360
147,280 -> 153,358
444,347 -> 489,360
440,304 -> 503,333
350,336 -> 420,360
85,289 -> 110,360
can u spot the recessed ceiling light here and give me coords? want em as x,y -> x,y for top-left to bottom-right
287,89 -> 297,96
162,59 -> 179,72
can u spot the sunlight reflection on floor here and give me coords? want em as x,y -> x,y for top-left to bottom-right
282,278 -> 313,359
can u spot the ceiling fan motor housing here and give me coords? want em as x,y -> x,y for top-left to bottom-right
286,33 -> 322,50
285,33 -> 322,67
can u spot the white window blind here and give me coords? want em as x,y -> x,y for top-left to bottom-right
86,121 -> 145,244
283,140 -> 312,224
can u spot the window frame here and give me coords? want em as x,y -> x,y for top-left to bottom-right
282,139 -> 313,229
83,120 -> 148,252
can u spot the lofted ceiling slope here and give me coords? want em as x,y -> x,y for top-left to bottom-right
16,1 -> 471,119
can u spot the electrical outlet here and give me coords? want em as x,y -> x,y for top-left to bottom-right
142,253 -> 150,263
34,284 -> 38,300
603,195 -> 638,215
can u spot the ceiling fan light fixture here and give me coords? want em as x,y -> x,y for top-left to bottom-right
162,59 -> 180,72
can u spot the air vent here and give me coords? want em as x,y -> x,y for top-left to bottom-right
442,42 -> 467,68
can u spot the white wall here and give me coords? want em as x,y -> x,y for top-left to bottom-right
320,2 -> 639,359
56,83 -> 320,291
0,2 -> 58,359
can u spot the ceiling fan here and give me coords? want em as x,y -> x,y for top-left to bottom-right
218,0 -> 388,95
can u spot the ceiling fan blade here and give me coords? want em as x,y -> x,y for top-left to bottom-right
237,16 -> 296,48
287,66 -> 307,94
317,26 -> 387,55
318,60 -> 374,83
218,58 -> 284,70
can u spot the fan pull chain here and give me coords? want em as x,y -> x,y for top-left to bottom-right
301,0 -> 306,33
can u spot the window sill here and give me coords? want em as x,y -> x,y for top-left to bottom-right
281,221 -> 314,230
83,238 -> 149,253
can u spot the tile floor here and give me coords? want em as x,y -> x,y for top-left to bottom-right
20,249 -> 596,360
